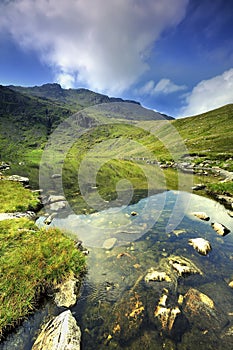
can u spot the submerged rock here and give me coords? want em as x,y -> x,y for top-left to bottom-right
144,268 -> 171,283
102,237 -> 117,250
182,288 -> 227,332
168,256 -> 202,276
211,222 -> 230,236
188,238 -> 212,256
154,289 -> 188,341
193,212 -> 210,221
32,310 -> 81,350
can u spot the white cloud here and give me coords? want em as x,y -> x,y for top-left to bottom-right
138,78 -> 187,95
180,68 -> 233,117
0,0 -> 188,95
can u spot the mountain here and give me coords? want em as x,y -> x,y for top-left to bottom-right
8,83 -> 142,111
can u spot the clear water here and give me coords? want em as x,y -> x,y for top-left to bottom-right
1,191 -> 233,350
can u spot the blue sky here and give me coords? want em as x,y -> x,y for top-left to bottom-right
0,0 -> 233,117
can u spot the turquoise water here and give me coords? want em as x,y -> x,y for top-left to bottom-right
1,191 -> 233,349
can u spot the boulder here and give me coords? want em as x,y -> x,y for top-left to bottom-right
32,310 -> 81,350
183,288 -> 227,332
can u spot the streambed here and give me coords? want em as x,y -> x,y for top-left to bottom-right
1,191 -> 233,349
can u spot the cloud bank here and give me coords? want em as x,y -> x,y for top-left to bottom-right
181,68 -> 233,116
0,0 -> 188,94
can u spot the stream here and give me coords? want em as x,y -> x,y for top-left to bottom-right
1,190 -> 233,349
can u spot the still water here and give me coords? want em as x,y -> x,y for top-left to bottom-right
1,191 -> 233,349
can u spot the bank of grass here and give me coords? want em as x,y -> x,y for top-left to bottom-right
0,180 -> 41,213
0,218 -> 86,339
206,181 -> 233,196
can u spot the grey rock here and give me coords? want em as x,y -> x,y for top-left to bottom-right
8,174 -> 29,184
51,174 -> 62,179
54,274 -> 79,308
102,237 -> 117,250
0,211 -> 36,221
32,310 -> 81,350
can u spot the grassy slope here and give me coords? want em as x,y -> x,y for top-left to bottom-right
172,104 -> 233,157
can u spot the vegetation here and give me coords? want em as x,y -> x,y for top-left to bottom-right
206,181 -> 233,196
0,180 -> 40,212
0,218 -> 86,339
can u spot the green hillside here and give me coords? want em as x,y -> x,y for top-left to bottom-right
172,104 -> 233,157
1,84 -> 232,195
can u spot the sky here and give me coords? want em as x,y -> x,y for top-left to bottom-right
0,0 -> 233,118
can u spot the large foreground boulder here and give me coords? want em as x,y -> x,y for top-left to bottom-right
32,310 -> 81,350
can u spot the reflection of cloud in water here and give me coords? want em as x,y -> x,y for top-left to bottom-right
37,191 -> 233,248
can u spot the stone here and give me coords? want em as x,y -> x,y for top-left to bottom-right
47,195 -> 66,204
32,310 -> 81,350
168,256 -> 202,276
54,273 -> 79,308
51,174 -> 62,179
211,222 -> 230,236
44,213 -> 56,225
193,212 -> 210,221
182,288 -> 226,332
192,184 -> 206,191
188,238 -> 212,255
49,201 -> 67,211
228,281 -> 233,289
102,237 -> 117,250
8,174 -> 29,184
0,211 -> 36,221
144,268 -> 171,283
131,211 -> 138,216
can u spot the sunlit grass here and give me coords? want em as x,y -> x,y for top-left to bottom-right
0,180 -> 40,213
0,218 -> 86,338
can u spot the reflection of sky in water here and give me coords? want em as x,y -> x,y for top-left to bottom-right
37,191 -> 233,248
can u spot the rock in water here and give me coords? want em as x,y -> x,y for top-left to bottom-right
168,256 -> 202,276
193,212 -> 210,221
32,310 -> 81,350
188,238 -> 212,255
102,237 -> 117,250
144,268 -> 171,283
211,222 -> 230,236
54,273 -> 79,308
